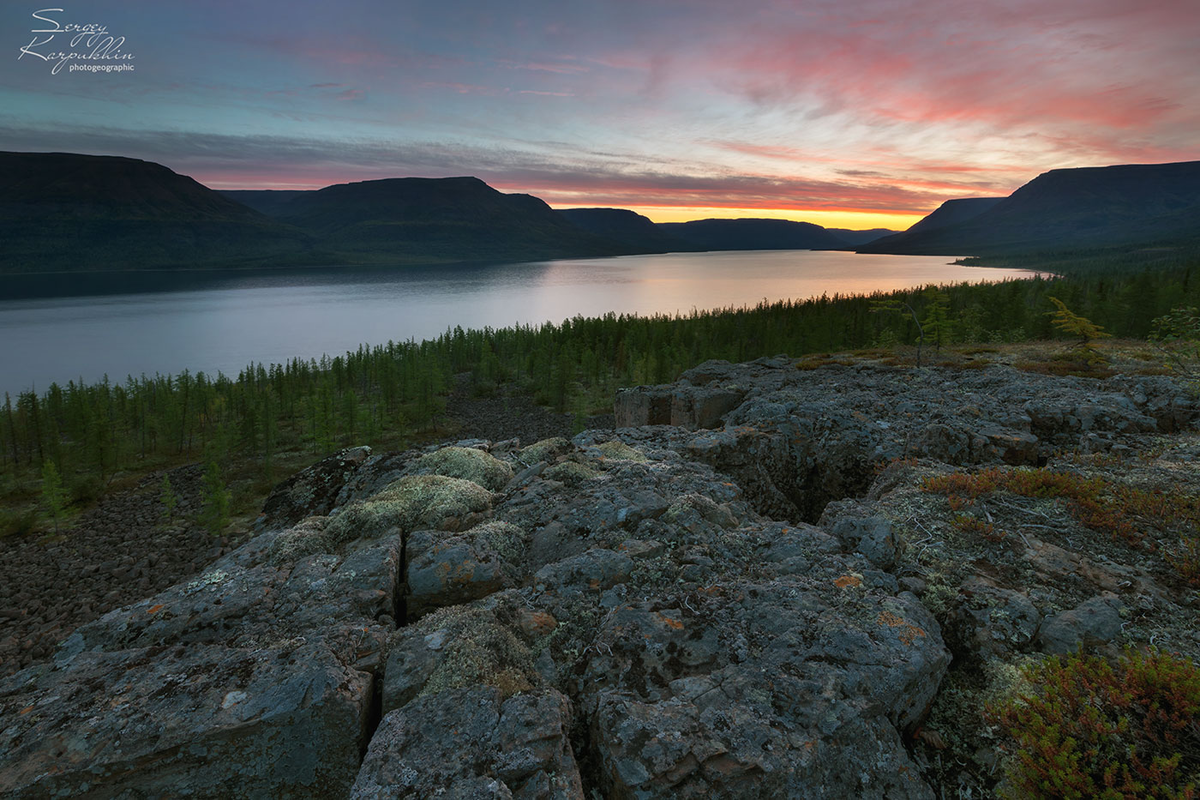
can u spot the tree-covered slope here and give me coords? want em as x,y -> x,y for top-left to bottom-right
0,152 -> 312,272
277,177 -> 628,264
659,218 -> 848,250
557,207 -> 698,253
861,162 -> 1200,256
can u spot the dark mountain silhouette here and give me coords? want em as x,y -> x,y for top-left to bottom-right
659,218 -> 848,251
273,177 -> 625,264
826,228 -> 901,246
861,162 -> 1200,255
0,152 -> 310,272
220,189 -> 312,218
905,198 -> 1004,235
556,208 -> 699,253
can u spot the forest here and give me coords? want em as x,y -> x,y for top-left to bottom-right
2,254 -> 1198,535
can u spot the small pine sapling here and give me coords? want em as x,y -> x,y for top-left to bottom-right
41,460 -> 68,534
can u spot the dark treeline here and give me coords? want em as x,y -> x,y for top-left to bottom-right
2,261 -> 1197,503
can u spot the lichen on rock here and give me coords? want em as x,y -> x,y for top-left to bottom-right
326,474 -> 493,545
408,445 -> 514,492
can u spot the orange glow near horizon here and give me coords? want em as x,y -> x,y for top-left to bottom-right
561,205 -> 924,231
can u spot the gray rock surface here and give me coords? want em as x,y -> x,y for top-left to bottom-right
1038,594 -> 1124,655
0,643 -> 371,798
354,686 -> 584,799
2,358 -> 1196,799
258,445 -> 373,529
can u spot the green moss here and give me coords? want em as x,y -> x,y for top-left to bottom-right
411,446 -> 513,492
543,461 -> 601,486
518,437 -> 571,464
325,475 -> 492,545
595,440 -> 649,462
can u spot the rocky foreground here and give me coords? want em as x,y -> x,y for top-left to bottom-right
1,356 -> 1197,798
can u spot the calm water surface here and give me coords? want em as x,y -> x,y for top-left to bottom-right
0,250 -> 1039,394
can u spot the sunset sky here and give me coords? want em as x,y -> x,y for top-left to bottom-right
6,0 -> 1198,229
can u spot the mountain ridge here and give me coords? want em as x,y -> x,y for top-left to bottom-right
861,161 -> 1200,256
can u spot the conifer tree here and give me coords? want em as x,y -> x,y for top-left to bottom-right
1048,296 -> 1111,345
920,288 -> 953,351
198,461 -> 230,536
41,459 -> 68,534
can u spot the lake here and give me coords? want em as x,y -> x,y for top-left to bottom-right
0,250 -> 1040,395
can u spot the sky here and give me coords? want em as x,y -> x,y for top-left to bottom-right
5,0 -> 1198,228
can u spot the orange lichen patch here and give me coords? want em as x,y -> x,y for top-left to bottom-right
517,610 -> 557,637
877,611 -> 927,646
147,604 -> 165,614
655,612 -> 685,630
834,574 -> 862,589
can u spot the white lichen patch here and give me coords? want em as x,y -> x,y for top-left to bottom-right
543,461 -> 601,486
325,475 -> 493,547
184,570 -> 229,594
410,447 -> 514,492
595,440 -> 649,462
518,437 -> 571,464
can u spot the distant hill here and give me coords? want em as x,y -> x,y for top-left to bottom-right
557,208 -> 698,253
220,189 -> 312,218
659,218 -> 847,251
0,155 -> 653,273
861,162 -> 1200,255
826,228 -> 900,246
0,152 -> 310,272
274,176 -> 626,264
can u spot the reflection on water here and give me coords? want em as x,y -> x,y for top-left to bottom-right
0,250 -> 1040,394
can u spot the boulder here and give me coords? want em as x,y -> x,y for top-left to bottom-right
407,446 -> 514,492
1038,594 -> 1124,655
353,686 -> 583,799
258,445 -> 372,529
950,576 -> 1042,659
582,585 -> 950,799
0,643 -> 371,798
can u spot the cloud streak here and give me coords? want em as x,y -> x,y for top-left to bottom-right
3,0 -> 1196,223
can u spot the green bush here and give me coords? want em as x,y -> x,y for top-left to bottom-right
0,508 -> 38,538
69,474 -> 104,505
990,649 -> 1200,799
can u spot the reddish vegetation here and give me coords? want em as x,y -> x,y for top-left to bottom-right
990,649 -> 1200,799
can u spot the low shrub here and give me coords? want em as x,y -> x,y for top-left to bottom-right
0,508 -> 38,538
922,467 -> 1200,548
989,649 -> 1200,799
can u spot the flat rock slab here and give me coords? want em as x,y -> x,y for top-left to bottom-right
0,643 -> 371,798
353,685 -> 583,799
582,583 -> 949,799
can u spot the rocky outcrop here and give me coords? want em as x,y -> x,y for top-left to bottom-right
612,357 -> 1194,521
1,356 -> 1197,798
259,445 -> 374,529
